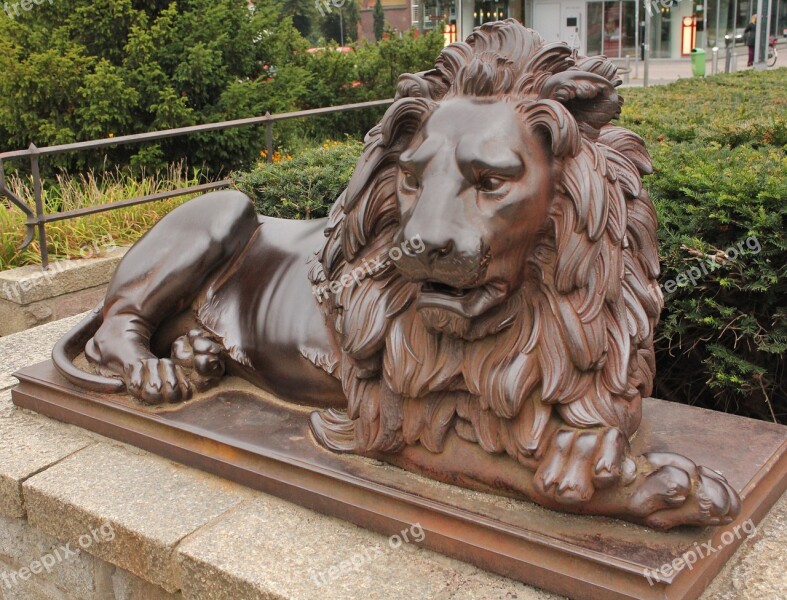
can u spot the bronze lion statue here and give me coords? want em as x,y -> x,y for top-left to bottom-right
54,20 -> 740,530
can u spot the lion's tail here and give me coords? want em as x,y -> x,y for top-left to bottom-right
51,303 -> 125,393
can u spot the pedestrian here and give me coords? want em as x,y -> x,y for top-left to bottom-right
744,15 -> 757,67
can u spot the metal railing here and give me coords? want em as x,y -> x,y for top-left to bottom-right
0,99 -> 394,269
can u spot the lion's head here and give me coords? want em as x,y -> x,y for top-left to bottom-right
310,21 -> 663,463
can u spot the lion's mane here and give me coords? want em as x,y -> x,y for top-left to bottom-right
309,20 -> 663,464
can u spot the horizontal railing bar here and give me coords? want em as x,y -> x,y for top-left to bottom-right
30,180 -> 231,224
4,97 -> 394,263
0,99 -> 394,160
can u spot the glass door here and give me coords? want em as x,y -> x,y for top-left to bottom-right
587,1 -> 637,58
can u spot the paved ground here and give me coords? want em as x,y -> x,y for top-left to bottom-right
617,42 -> 785,86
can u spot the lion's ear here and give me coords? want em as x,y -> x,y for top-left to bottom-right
520,100 -> 582,158
538,71 -> 621,136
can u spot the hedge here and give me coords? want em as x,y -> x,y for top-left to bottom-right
619,70 -> 786,422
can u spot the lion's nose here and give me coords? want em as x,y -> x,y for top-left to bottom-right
426,239 -> 454,263
401,222 -> 457,264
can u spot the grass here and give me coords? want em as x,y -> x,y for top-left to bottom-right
0,164 -> 202,270
0,135 -> 355,271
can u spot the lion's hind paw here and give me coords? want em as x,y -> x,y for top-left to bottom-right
123,358 -> 192,405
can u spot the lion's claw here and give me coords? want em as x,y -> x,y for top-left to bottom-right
629,464 -> 691,516
112,328 -> 225,406
531,431 -> 741,529
593,428 -> 632,488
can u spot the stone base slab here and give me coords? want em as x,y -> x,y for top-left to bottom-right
12,361 -> 787,600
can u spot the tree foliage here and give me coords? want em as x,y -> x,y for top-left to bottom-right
281,0 -> 321,39
0,1 -> 444,176
0,0 -> 309,174
291,29 -> 446,141
319,1 -> 359,45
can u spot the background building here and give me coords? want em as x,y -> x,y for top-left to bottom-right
410,0 -> 787,59
359,0 -> 413,40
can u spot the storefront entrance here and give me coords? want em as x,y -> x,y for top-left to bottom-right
586,1 -> 637,58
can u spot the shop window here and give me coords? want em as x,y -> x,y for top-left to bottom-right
474,1 -> 510,26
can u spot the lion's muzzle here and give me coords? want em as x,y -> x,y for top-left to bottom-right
393,228 -> 489,283
416,278 -> 509,319
392,230 -> 504,319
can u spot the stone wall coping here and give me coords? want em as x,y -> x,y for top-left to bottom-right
0,316 -> 784,599
0,247 -> 128,306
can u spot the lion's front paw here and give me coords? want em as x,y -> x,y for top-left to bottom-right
171,328 -> 226,391
630,452 -> 741,530
534,427 -> 636,505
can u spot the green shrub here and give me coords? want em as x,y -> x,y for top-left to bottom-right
232,139 -> 363,219
647,141 -> 785,421
293,29 -> 445,141
0,4 -> 443,178
619,69 -> 787,147
0,1 -> 310,176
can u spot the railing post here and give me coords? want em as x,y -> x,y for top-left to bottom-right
265,112 -> 274,164
29,143 -> 49,270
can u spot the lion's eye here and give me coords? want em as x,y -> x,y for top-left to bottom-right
478,177 -> 505,193
401,171 -> 419,192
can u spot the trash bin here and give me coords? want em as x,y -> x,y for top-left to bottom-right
691,48 -> 706,77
